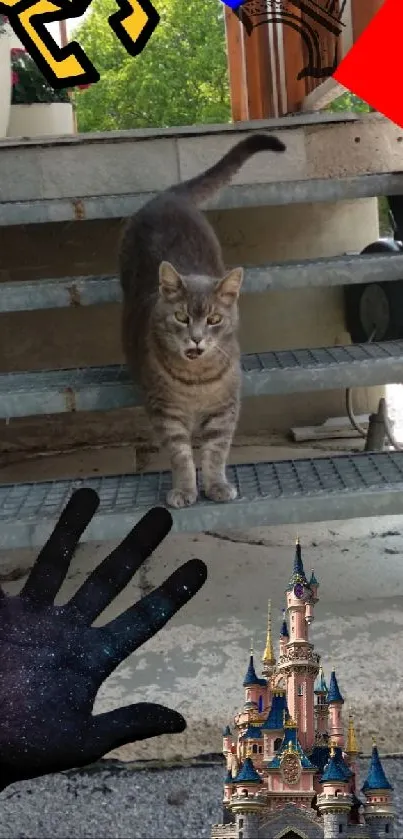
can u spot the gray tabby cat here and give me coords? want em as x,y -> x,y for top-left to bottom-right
119,133 -> 286,509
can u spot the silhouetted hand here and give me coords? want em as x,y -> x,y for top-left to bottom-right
0,489 -> 207,792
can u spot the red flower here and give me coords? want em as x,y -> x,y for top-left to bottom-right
11,70 -> 19,85
77,83 -> 91,90
11,47 -> 27,56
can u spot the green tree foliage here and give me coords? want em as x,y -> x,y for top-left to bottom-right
73,0 -> 231,132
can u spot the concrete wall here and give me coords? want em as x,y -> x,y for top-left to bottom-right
0,195 -> 380,455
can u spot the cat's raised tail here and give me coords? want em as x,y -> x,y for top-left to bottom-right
171,133 -> 286,205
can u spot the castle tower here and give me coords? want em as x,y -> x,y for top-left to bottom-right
362,741 -> 395,838
242,642 -> 267,715
314,666 -> 329,739
261,600 -> 276,681
277,539 -> 319,750
230,755 -> 265,839
345,714 -> 361,795
223,724 -> 232,763
317,745 -> 353,839
327,670 -> 345,748
279,609 -> 289,656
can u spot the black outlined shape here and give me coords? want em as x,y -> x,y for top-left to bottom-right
235,0 -> 347,79
108,0 -> 159,58
2,0 -> 100,89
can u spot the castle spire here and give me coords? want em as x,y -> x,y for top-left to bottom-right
362,742 -> 393,793
262,600 -> 276,671
288,536 -> 308,589
346,715 -> 360,755
280,609 -> 289,638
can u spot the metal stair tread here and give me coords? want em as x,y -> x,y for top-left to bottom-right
2,451 -> 403,548
2,342 -> 403,419
1,253 -> 403,312
3,173 -> 403,226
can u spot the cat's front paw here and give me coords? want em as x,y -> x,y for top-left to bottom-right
205,481 -> 237,503
166,488 -> 198,509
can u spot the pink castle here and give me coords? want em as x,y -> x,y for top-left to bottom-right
211,540 -> 395,839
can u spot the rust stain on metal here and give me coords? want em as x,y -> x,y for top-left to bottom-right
64,387 -> 77,412
72,198 -> 85,220
68,283 -> 81,307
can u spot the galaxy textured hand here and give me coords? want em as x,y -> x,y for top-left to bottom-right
0,489 -> 207,792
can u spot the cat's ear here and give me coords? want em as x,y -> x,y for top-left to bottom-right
159,261 -> 184,300
215,267 -> 244,306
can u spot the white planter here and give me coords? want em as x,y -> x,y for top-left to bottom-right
7,102 -> 74,138
0,33 -> 11,137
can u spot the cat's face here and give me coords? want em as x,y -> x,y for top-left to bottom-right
155,261 -> 243,361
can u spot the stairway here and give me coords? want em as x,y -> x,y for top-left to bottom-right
2,118 -> 403,548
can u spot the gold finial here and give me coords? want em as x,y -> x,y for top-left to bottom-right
372,735 -> 377,747
288,741 -> 293,752
330,741 -> 336,758
246,746 -> 253,760
346,714 -> 360,754
262,599 -> 276,666
296,535 -> 300,546
250,637 -> 254,657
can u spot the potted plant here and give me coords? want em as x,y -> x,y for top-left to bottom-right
8,47 -> 74,137
0,14 -> 11,137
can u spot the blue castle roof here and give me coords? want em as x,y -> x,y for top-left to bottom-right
280,609 -> 289,638
314,669 -> 328,694
288,539 -> 309,589
240,726 -> 262,741
321,753 -> 349,784
261,692 -> 289,730
243,655 -> 266,687
310,569 -> 319,586
234,757 -> 261,785
311,745 -> 352,780
224,769 -> 234,785
223,725 -> 231,736
327,670 -> 344,704
266,723 -> 315,771
362,745 -> 393,793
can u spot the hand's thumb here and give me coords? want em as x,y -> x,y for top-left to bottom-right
89,703 -> 186,756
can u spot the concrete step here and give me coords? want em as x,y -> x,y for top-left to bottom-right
2,342 -> 403,419
1,450 -> 403,549
1,253 -> 403,313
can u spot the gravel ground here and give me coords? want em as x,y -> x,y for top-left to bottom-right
0,759 -> 401,839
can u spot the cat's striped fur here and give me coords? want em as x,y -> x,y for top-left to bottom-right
119,133 -> 286,508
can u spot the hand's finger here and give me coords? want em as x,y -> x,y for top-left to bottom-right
87,703 -> 186,757
65,507 -> 173,623
21,488 -> 99,605
101,558 -> 207,669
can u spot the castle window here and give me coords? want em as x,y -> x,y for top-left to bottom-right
298,685 -> 303,696
252,744 -> 258,754
385,826 -> 390,834
259,746 -> 263,754
274,737 -> 282,752
258,695 -> 263,713
239,833 -> 243,839
239,819 -> 244,828
339,826 -> 343,834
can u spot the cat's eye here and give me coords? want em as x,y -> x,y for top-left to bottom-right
174,311 -> 189,324
207,313 -> 222,325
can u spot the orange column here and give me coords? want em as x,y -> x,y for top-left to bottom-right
224,6 -> 249,121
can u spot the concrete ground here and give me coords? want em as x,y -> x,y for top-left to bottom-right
1,416 -> 403,763
0,760 -> 402,838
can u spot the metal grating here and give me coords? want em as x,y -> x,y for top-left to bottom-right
1,253 -> 403,312
1,451 -> 403,549
1,342 -> 403,419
